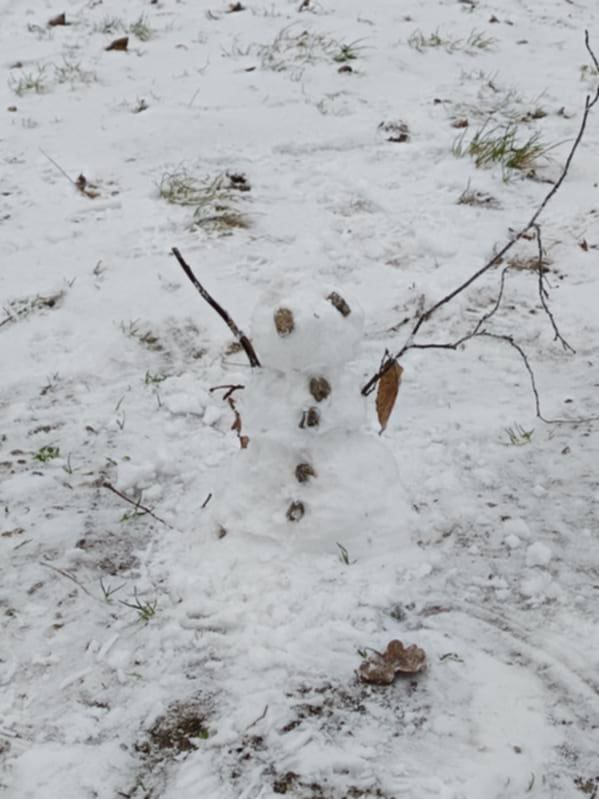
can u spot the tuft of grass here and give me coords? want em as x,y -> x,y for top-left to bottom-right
580,63 -> 599,83
129,15 -> 153,42
159,170 -> 251,234
503,423 -> 534,446
53,59 -> 97,87
120,320 -> 162,351
457,182 -> 500,209
258,25 -> 351,71
120,589 -> 158,623
159,170 -> 207,206
465,30 -> 496,51
332,40 -> 366,63
33,445 -> 60,463
408,28 -> 495,54
144,371 -> 167,385
6,290 -> 65,321
453,122 -> 554,178
9,65 -> 49,95
99,578 -> 125,603
93,16 -> 125,35
336,542 -> 355,565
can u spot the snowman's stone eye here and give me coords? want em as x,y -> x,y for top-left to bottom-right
273,307 -> 295,336
326,291 -> 351,317
299,407 -> 320,429
309,376 -> 331,402
286,501 -> 305,522
295,463 -> 317,483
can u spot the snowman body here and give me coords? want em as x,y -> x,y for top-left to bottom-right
207,287 -> 412,553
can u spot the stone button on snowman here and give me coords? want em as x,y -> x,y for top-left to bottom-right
207,285 -> 411,554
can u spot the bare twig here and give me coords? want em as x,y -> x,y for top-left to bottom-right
101,481 -> 175,529
209,383 -> 245,400
478,332 -> 599,424
245,705 -> 269,730
40,561 -> 95,597
531,224 -> 575,353
201,492 -> 213,509
362,31 -> 599,398
210,384 -> 249,447
39,147 -> 77,187
171,248 -> 261,367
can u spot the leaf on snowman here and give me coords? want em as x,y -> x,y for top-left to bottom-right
375,359 -> 403,433
358,640 -> 426,685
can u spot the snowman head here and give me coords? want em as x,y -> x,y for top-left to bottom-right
251,285 -> 364,372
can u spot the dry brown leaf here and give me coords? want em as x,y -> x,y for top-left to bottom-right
105,36 -> 129,52
359,640 -> 426,685
375,360 -> 403,433
48,13 -> 68,26
75,174 -> 100,199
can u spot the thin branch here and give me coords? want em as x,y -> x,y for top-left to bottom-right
586,29 -> 599,74
39,147 -> 77,187
171,247 -> 261,367
245,705 -> 269,730
478,332 -> 599,424
209,383 -> 245,401
210,383 -> 249,447
40,562 -> 95,597
361,31 -> 599,397
531,224 -> 575,353
102,481 -> 175,529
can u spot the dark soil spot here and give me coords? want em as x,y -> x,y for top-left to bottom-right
136,700 -> 210,757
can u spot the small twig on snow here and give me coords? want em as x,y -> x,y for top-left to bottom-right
531,224 -> 575,353
40,561 -> 95,597
245,705 -> 269,730
210,384 -> 249,448
171,247 -> 261,367
101,481 -> 175,529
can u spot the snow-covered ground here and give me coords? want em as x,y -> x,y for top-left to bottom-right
2,0 -> 599,797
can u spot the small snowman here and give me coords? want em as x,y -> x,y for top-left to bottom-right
206,285 -> 412,554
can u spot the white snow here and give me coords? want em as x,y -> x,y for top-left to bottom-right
526,542 -> 553,568
2,0 -> 599,797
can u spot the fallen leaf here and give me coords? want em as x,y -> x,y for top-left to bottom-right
75,174 -> 100,199
376,359 -> 403,432
451,118 -> 469,128
105,36 -> 129,52
48,13 -> 68,26
359,640 -> 426,685
579,239 -> 589,252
